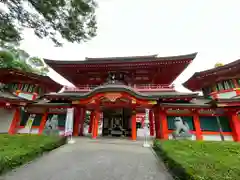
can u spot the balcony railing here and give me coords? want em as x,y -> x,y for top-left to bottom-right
64,84 -> 175,92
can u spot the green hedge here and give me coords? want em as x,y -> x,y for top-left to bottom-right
153,140 -> 240,180
0,134 -> 66,174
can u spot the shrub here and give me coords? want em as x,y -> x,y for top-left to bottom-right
153,140 -> 240,180
0,134 -> 66,174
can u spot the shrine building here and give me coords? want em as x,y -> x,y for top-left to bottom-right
1,53 -> 240,142
0,68 -> 61,134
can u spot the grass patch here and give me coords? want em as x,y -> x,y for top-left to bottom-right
0,134 -> 66,174
153,140 -> 240,180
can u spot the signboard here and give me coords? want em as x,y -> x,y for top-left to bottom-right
217,91 -> 237,99
17,92 -> 34,100
25,114 -> 35,133
143,109 -> 150,147
144,109 -> 150,134
64,108 -> 74,136
26,106 -> 46,114
49,108 -> 67,113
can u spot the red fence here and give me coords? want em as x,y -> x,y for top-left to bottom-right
64,84 -> 175,92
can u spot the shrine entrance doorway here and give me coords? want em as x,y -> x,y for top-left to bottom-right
102,108 -> 132,137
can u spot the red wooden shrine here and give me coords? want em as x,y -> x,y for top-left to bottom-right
2,53 -> 240,142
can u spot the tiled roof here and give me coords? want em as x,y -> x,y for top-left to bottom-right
44,53 -> 197,65
0,68 -> 62,92
183,58 -> 240,91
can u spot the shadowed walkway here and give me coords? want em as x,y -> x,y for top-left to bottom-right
1,138 -> 173,180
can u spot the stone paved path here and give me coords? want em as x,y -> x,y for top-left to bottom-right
1,138 -> 173,180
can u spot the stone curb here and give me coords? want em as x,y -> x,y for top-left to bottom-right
150,147 -> 174,180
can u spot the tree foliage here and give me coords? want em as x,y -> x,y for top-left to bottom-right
0,50 -> 48,75
3,45 -> 30,61
215,62 -> 224,67
28,57 -> 45,67
0,50 -> 15,67
0,0 -> 97,46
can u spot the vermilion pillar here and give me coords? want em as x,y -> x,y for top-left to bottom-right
193,111 -> 202,140
131,111 -> 137,141
149,110 -> 154,136
38,111 -> 48,134
73,107 -> 81,136
88,111 -> 94,133
154,107 -> 160,138
8,108 -> 20,134
230,112 -> 240,141
159,109 -> 168,139
79,108 -> 86,136
92,110 -> 99,139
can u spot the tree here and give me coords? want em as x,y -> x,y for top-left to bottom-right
2,45 -> 30,62
0,0 -> 97,46
0,50 -> 15,67
0,50 -> 48,75
215,62 -> 224,67
39,67 -> 49,76
11,49 -> 30,61
0,50 -> 34,71
28,57 -> 49,75
28,57 -> 45,67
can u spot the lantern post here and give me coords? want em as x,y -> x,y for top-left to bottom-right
143,108 -> 150,147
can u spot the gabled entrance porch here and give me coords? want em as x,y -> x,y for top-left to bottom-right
72,92 -> 157,140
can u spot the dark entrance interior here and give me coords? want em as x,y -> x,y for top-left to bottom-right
102,108 -> 132,137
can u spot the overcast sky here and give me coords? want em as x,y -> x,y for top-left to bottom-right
20,0 -> 240,92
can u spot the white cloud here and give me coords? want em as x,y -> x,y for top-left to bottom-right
20,0 -> 240,92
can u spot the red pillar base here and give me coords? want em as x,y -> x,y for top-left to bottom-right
154,107 -> 168,140
131,111 -> 137,141
73,107 -> 81,136
231,113 -> 240,142
193,111 -> 203,140
38,112 -> 48,135
154,107 -> 161,139
8,108 -> 20,134
92,110 -> 99,139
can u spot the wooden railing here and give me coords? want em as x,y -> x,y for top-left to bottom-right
64,84 -> 175,92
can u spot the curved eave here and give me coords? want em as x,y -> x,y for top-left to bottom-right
160,103 -> 211,108
0,68 -> 62,92
0,95 -> 33,104
198,58 -> 240,76
44,52 -> 198,65
183,58 -> 240,91
27,102 -> 72,108
85,54 -> 158,61
182,72 -> 202,91
42,84 -> 199,101
207,98 -> 240,108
